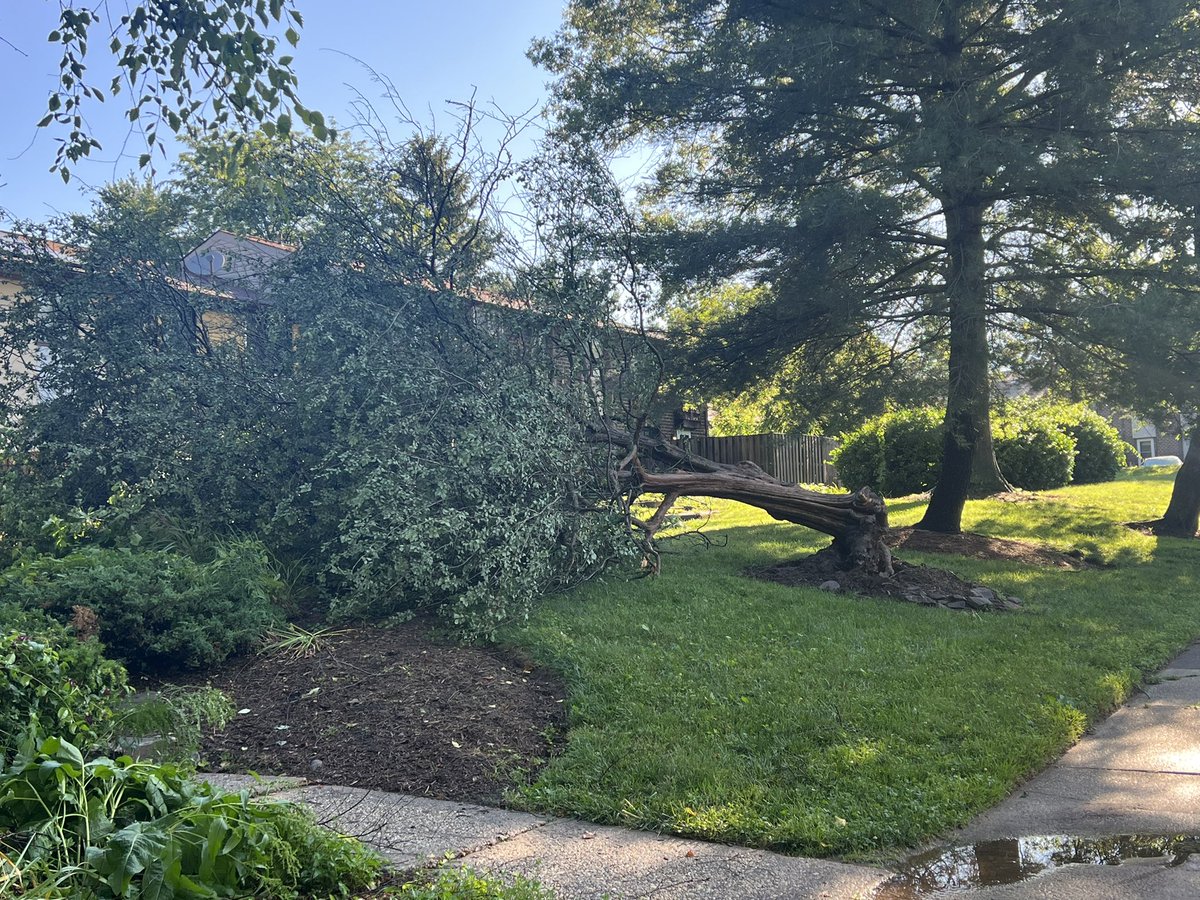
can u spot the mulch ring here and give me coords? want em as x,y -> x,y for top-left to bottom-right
886,527 -> 1091,569
750,526 -> 1089,612
182,623 -> 566,805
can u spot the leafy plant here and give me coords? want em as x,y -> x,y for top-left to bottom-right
397,864 -> 557,899
0,623 -> 128,763
0,735 -> 380,898
994,412 -> 1076,491
260,623 -> 349,659
831,408 -> 943,496
111,686 -> 235,764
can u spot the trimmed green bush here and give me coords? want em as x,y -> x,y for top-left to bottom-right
832,399 -> 1127,496
0,539 -> 284,673
880,407 -> 944,495
0,620 -> 128,760
994,414 -> 1075,490
1055,406 -> 1127,484
831,408 -> 943,495
829,420 -> 884,491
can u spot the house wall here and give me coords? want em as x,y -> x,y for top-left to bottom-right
1107,412 -> 1190,461
0,277 -> 44,397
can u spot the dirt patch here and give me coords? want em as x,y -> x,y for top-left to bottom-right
753,545 -> 1023,612
886,527 -> 1089,569
184,624 -> 565,805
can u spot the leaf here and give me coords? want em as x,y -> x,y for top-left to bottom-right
100,822 -> 168,894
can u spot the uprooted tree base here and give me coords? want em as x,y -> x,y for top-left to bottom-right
753,547 -> 1023,613
602,425 -> 893,575
603,424 -> 1022,611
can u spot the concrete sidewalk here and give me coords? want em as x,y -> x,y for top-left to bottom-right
955,642 -> 1200,843
200,642 -> 1200,899
202,774 -> 888,899
901,640 -> 1200,899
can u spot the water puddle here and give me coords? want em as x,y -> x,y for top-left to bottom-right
875,833 -> 1200,897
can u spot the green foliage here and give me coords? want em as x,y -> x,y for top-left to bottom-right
42,1 -> 322,176
1066,414 -> 1131,484
111,686 -> 235,764
994,413 -> 1076,491
828,421 -> 884,492
831,408 -> 943,496
1022,401 -> 1128,485
398,865 -> 557,899
0,625 -> 128,762
259,623 -> 349,660
833,401 -> 1126,495
0,541 -> 284,673
0,736 -> 380,897
0,137 -> 642,637
669,286 -> 946,437
880,408 -> 945,496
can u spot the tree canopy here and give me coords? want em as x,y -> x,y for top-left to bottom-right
535,0 -> 1200,531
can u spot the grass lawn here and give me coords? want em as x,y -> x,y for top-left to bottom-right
502,468 -> 1199,861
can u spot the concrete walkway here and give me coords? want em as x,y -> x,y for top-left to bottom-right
200,643 -> 1200,899
201,774 -> 888,899
914,640 -> 1200,899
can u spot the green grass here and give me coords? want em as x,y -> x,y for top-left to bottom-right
502,468 -> 1199,860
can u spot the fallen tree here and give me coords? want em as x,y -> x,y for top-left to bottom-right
598,424 -> 892,576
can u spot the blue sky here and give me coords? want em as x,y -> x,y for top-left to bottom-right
0,1 -> 568,224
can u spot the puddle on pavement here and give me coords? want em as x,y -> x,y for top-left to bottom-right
874,833 -> 1200,898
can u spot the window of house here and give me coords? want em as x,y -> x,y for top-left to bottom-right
1137,437 -> 1156,459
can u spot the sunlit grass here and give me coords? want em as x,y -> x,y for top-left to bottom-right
503,468 -> 1198,860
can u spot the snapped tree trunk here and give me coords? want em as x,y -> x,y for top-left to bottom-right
1152,423 -> 1200,537
602,426 -> 893,575
918,201 -> 1010,534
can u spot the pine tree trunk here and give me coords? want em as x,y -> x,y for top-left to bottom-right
1153,423 -> 1200,537
918,201 -> 1010,534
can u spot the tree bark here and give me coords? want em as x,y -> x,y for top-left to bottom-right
599,425 -> 893,574
918,201 -> 1010,534
1152,423 -> 1200,537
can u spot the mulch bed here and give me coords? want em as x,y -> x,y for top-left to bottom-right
885,527 -> 1090,569
753,527 -> 1086,612
185,624 -> 566,805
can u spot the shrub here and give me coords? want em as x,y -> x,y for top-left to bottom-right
111,685 -> 235,763
1059,408 -> 1127,484
0,621 -> 128,761
0,736 -> 381,898
1001,399 -> 1127,485
994,414 -> 1076,490
831,408 -> 942,496
0,539 -> 284,673
880,407 -> 944,496
829,420 -> 884,491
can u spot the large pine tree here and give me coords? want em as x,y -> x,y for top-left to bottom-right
535,0 -> 1200,532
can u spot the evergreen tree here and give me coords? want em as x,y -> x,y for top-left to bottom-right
534,0 -> 1200,531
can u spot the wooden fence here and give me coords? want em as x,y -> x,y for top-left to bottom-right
689,433 -> 840,485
